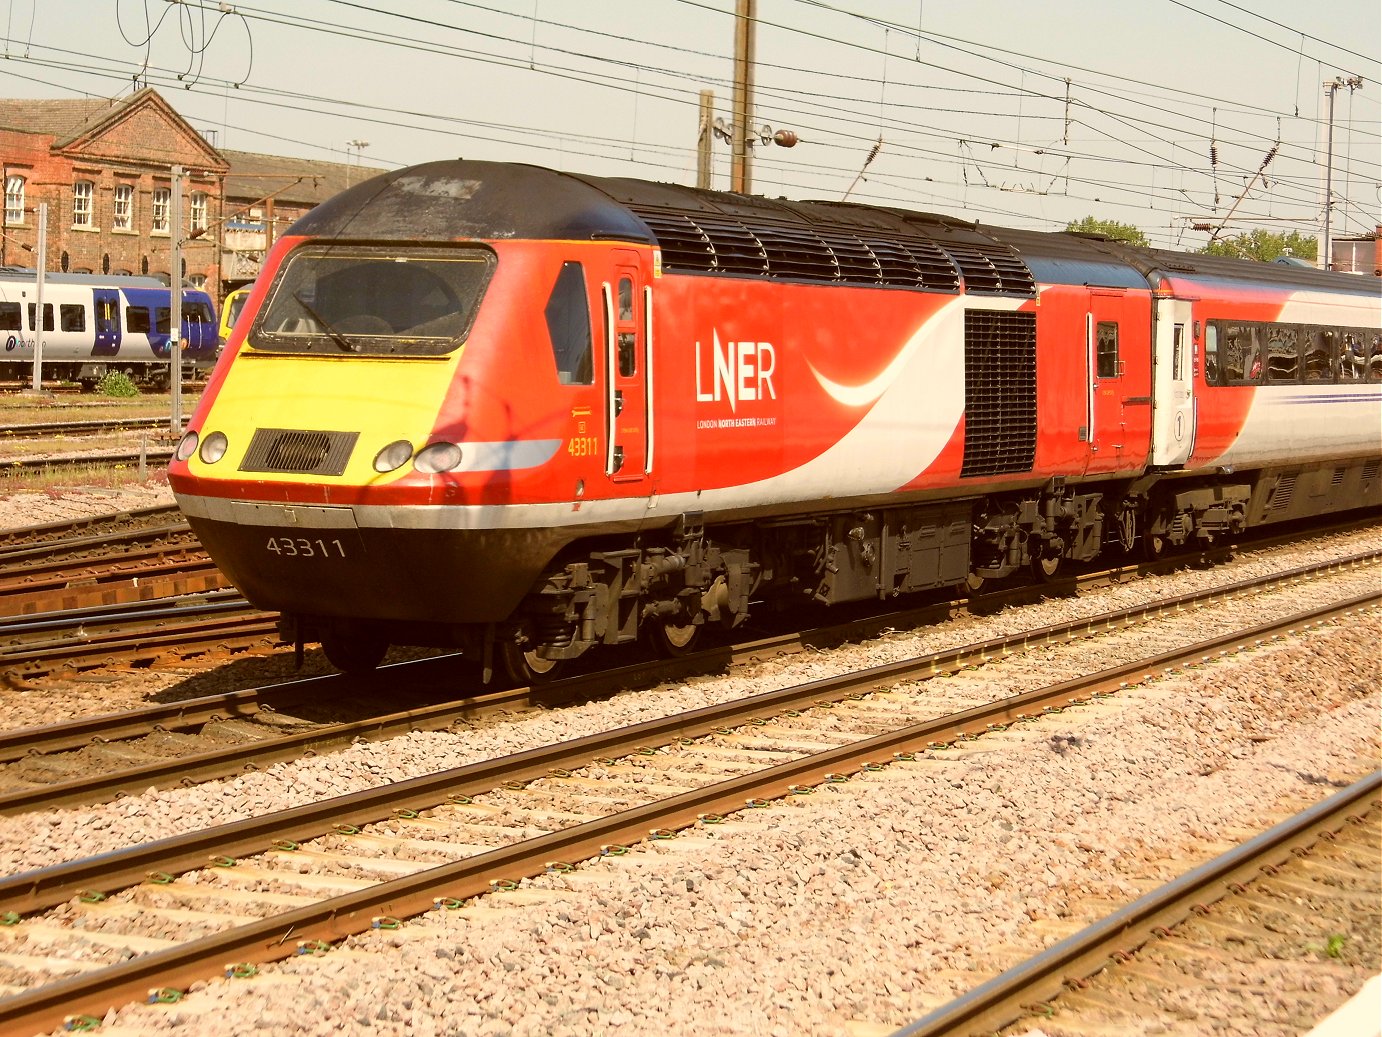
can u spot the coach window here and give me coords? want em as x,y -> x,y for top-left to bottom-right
127,307 -> 152,334
1221,323 -> 1261,383
1095,321 -> 1119,378
4,175 -> 24,225
1203,323 -> 1221,384
544,261 -> 594,385
0,302 -> 19,331
1304,328 -> 1334,383
1265,325 -> 1299,383
617,277 -> 637,377
60,305 -> 85,333
72,180 -> 94,229
26,303 -> 54,332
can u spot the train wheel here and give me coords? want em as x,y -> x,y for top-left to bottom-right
1031,553 -> 1063,581
322,633 -> 388,674
1142,532 -> 1166,561
651,617 -> 702,657
497,641 -> 567,685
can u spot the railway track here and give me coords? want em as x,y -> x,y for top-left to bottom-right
3,549 -> 1377,814
898,772 -> 1381,1037
0,587 -> 1374,1034
0,417 -> 186,441
0,504 -> 183,552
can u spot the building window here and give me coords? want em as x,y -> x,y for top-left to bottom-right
152,188 -> 170,233
72,179 -> 94,228
188,273 -> 207,290
113,184 -> 134,230
4,175 -> 23,225
190,191 -> 208,234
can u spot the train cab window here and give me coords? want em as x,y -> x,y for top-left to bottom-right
59,304 -> 85,333
1095,321 -> 1119,378
184,301 -> 214,325
0,302 -> 19,331
1304,329 -> 1334,383
1265,326 -> 1299,383
26,303 -> 53,332
255,243 -> 494,357
544,261 -> 593,385
618,278 -> 634,322
126,307 -> 152,334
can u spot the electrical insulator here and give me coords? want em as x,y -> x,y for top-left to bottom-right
773,129 -> 799,148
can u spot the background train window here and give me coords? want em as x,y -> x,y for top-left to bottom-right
255,244 -> 495,357
1265,326 -> 1299,383
1304,329 -> 1334,383
126,306 -> 152,334
0,302 -> 19,331
26,303 -> 54,332
544,261 -> 593,385
1095,321 -> 1119,378
59,304 -> 85,333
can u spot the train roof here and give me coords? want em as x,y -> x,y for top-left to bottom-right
287,160 -> 1374,300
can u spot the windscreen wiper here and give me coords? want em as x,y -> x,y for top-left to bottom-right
293,291 -> 356,353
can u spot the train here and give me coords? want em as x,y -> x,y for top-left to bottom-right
0,268 -> 219,387
166,159 -> 1382,681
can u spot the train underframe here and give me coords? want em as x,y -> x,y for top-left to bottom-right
297,455 -> 1380,681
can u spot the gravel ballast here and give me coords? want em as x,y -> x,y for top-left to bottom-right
1,488 -> 1377,1036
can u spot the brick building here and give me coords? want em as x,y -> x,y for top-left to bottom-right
0,88 -> 379,309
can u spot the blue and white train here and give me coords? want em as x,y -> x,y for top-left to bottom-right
0,267 -> 219,387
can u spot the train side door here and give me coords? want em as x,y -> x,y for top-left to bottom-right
601,252 -> 651,483
1082,289 -> 1131,475
92,288 -> 120,356
1150,296 -> 1195,468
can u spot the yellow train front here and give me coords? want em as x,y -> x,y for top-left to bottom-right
169,162 -> 664,679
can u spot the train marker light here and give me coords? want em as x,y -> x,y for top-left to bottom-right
199,431 -> 229,464
175,431 -> 199,461
373,439 -> 414,473
414,441 -> 463,473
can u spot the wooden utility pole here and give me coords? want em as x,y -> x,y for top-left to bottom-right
730,0 -> 756,194
697,90 -> 715,190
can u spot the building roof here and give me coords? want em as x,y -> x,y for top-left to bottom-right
220,149 -> 387,209
0,95 -> 125,138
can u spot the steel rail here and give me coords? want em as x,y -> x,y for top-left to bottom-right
0,505 -> 184,551
0,593 -> 1374,1037
0,448 -> 176,476
889,771 -> 1382,1037
0,417 -> 185,439
1,551 -> 1377,810
1,590 -> 1373,920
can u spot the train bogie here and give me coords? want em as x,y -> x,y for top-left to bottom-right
168,160 -> 1382,678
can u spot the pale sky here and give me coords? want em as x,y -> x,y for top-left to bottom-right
2,0 -> 1378,250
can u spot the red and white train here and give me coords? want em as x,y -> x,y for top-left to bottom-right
167,160 -> 1382,679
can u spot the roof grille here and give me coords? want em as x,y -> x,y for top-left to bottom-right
240,428 -> 358,476
627,204 -> 981,293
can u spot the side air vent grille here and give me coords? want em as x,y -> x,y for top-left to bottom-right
1363,459 -> 1380,484
961,310 -> 1037,478
1267,474 -> 1297,510
240,428 -> 359,475
627,204 -> 976,293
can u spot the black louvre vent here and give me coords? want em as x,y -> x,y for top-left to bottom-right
941,242 -> 1036,296
1363,459 -> 1380,483
240,428 -> 358,475
626,204 -> 974,293
961,310 -> 1036,478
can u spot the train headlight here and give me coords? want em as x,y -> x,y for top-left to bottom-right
373,439 -> 414,473
414,441 -> 463,474
199,431 -> 229,464
175,431 -> 199,462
